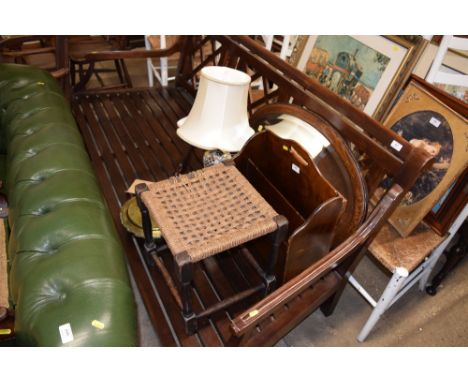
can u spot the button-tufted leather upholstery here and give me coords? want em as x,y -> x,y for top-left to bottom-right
0,63 -> 137,346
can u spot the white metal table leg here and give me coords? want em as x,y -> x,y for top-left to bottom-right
160,35 -> 169,87
144,36 -> 154,87
357,267 -> 409,342
279,35 -> 291,60
262,35 -> 274,51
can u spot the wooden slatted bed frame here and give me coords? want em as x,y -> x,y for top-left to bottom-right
71,35 -> 433,346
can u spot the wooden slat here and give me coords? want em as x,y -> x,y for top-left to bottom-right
73,88 -> 262,347
89,95 -> 137,186
191,265 -> 233,344
202,256 -> 256,319
100,95 -> 154,181
242,272 -> 341,346
76,101 -> 179,345
130,93 -> 186,168
72,98 -> 179,346
78,97 -> 129,200
110,93 -> 170,180
125,92 -> 177,173
144,91 -> 188,146
142,90 -> 204,169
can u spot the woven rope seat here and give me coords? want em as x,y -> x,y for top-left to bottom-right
141,163 -> 279,262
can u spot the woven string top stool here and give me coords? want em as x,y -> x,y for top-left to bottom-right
135,162 -> 288,334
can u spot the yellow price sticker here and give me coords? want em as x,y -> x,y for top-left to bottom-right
91,320 -> 105,330
248,309 -> 259,318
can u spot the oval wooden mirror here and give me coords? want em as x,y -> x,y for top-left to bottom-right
250,103 -> 368,246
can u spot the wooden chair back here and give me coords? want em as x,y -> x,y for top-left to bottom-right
175,36 -> 432,195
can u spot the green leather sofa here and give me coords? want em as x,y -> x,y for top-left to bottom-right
0,63 -> 137,346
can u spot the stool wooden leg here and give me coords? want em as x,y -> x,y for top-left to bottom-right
135,183 -> 156,267
119,59 -> 133,88
114,59 -> 125,85
265,215 -> 289,294
175,252 -> 197,335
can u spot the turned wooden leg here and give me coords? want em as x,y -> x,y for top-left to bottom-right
175,252 -> 197,335
264,215 -> 288,295
119,59 -> 133,88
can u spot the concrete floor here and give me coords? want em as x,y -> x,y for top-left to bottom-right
282,253 -> 468,346
133,250 -> 468,347
91,53 -> 468,347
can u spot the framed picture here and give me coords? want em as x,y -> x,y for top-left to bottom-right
289,35 -> 427,121
433,65 -> 468,103
413,38 -> 468,80
424,167 -> 468,236
383,80 -> 468,237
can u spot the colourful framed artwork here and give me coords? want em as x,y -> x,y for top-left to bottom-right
289,35 -> 427,121
435,83 -> 468,103
434,65 -> 468,103
383,80 -> 468,237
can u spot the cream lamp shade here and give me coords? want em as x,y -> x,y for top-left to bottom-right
176,66 -> 255,152
266,114 -> 330,158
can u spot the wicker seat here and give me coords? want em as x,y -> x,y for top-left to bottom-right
141,163 -> 279,262
135,162 -> 288,334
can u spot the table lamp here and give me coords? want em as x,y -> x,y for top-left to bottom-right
176,66 -> 255,153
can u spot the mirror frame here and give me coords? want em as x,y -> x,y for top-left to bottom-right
250,103 -> 368,246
